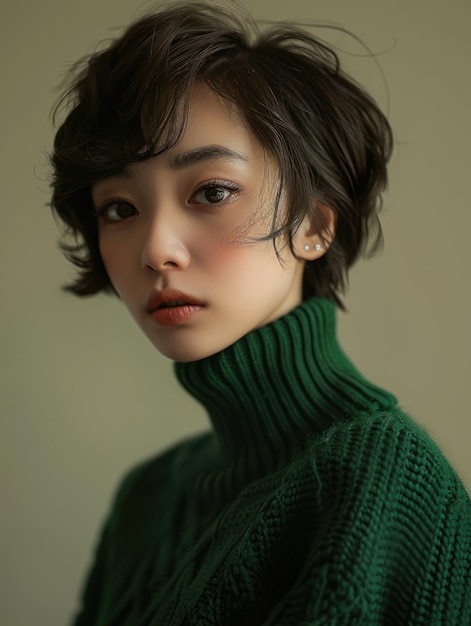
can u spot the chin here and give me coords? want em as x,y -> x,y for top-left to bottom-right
150,340 -> 223,363
151,333 -> 245,363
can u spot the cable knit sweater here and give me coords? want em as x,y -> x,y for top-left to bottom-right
72,298 -> 471,625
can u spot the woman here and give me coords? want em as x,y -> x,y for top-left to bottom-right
50,2 -> 471,624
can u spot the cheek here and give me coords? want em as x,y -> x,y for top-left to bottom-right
99,240 -> 133,297
193,227 -> 245,265
206,240 -> 244,264
202,236 -> 288,285
98,242 -> 115,280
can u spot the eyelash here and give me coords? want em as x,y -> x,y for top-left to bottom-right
92,199 -> 137,223
190,179 -> 241,206
92,179 -> 241,223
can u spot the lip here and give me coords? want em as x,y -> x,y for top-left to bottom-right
146,289 -> 206,326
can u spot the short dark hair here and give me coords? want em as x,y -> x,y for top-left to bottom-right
50,0 -> 393,307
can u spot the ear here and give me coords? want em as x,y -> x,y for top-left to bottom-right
292,202 -> 336,261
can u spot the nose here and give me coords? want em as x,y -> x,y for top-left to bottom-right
140,213 -> 190,273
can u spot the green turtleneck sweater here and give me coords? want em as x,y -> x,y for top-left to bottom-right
72,298 -> 471,625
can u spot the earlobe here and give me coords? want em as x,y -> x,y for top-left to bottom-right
303,242 -> 324,254
298,239 -> 325,261
295,202 -> 336,260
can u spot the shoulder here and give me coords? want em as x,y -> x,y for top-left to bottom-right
309,407 -> 461,482
261,411 -> 471,624
111,430 -> 216,512
300,407 -> 470,537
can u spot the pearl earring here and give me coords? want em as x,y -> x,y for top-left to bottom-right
304,243 -> 323,253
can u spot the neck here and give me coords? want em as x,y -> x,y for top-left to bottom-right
174,298 -> 396,472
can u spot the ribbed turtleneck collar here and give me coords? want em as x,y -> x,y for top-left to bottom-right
174,298 -> 396,468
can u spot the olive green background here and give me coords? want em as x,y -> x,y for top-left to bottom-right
1,0 -> 470,624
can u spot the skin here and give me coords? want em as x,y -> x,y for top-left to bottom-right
92,84 -> 327,362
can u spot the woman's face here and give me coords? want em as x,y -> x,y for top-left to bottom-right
92,84 -> 308,361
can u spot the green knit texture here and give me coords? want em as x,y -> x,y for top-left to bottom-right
72,298 -> 471,625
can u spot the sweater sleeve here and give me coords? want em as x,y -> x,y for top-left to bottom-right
69,460 -> 149,626
69,437 -> 200,626
264,411 -> 471,626
71,520 -> 110,626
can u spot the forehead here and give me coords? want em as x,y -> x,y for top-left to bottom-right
91,83 -> 277,198
172,83 -> 262,160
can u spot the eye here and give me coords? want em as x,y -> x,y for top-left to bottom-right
94,199 -> 137,223
190,181 -> 240,205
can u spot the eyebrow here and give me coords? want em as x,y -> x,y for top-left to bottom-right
96,145 -> 249,185
166,145 -> 249,169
